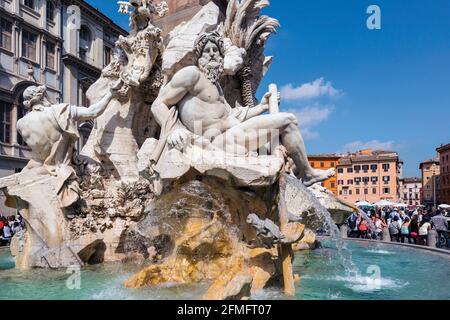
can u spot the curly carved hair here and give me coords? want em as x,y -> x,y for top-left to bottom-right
193,31 -> 225,64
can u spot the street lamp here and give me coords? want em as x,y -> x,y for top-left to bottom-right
433,165 -> 437,210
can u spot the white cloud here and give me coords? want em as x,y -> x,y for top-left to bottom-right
285,105 -> 334,140
280,78 -> 342,101
342,140 -> 396,153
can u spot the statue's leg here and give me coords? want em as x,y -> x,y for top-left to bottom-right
211,113 -> 334,186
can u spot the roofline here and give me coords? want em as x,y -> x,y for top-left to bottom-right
308,155 -> 342,160
437,143 -> 450,153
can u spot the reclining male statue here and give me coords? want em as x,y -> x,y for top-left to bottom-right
151,32 -> 334,187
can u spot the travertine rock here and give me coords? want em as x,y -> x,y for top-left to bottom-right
162,2 -> 221,79
155,146 -> 285,187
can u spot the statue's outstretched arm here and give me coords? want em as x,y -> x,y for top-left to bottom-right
234,92 -> 271,122
73,89 -> 113,122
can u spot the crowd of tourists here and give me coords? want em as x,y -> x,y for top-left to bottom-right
0,214 -> 25,246
345,206 -> 450,248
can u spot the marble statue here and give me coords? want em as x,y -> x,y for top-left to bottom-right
0,0 -> 357,299
150,31 -> 334,187
17,85 -> 115,207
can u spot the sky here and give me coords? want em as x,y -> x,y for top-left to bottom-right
86,0 -> 450,177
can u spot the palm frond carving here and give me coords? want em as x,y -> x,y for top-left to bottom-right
224,0 -> 280,107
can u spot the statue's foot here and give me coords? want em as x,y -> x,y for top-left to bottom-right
303,168 -> 335,187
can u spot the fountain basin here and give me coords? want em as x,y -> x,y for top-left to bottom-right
1,241 -> 449,300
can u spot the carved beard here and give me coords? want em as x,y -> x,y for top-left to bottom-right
198,56 -> 224,85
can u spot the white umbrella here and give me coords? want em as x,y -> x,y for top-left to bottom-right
375,200 -> 393,207
356,201 -> 374,207
395,203 -> 408,208
438,204 -> 450,209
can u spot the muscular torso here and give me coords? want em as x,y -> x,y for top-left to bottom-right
17,107 -> 63,163
177,70 -> 240,140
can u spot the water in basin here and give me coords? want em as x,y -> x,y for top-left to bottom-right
1,241 -> 449,300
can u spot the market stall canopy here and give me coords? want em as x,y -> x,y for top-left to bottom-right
438,204 -> 450,209
375,200 -> 394,207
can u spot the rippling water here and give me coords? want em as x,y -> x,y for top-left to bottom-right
1,242 -> 449,300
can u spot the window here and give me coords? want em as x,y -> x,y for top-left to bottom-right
370,164 -> 378,172
355,177 -> 361,186
0,19 -> 12,51
383,176 -> 390,184
356,189 -> 360,195
354,165 -> 361,172
371,177 -> 378,185
46,42 -> 56,70
24,0 -> 35,10
347,179 -> 353,185
22,30 -> 37,61
364,189 -> 368,195
339,190 -> 342,196
46,1 -> 55,20
362,165 -> 369,172
330,162 -> 335,167
338,180 -> 344,186
372,188 -> 377,194
347,168 -> 353,173
382,164 -> 390,172
349,190 -> 353,195
0,102 -> 12,144
310,162 -> 315,168
81,86 -> 90,108
79,26 -> 92,61
337,168 -> 343,174
17,105 -> 27,146
330,182 -> 335,188
383,188 -> 390,194
363,177 -> 370,185
320,162 -> 325,168
104,46 -> 112,67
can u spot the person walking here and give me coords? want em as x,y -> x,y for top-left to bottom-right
431,210 -> 449,248
1,223 -> 12,245
347,212 -> 360,238
389,216 -> 401,242
401,217 -> 411,244
419,218 -> 432,246
409,215 -> 420,244
359,219 -> 369,239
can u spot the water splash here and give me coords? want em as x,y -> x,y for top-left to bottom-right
283,175 -> 360,277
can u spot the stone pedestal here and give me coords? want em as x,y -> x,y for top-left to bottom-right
427,230 -> 438,248
382,228 -> 391,242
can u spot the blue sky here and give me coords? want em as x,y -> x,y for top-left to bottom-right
86,0 -> 450,177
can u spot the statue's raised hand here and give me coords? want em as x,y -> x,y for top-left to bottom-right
167,128 -> 192,151
260,92 -> 272,112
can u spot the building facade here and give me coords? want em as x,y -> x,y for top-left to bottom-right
308,154 -> 341,195
336,149 -> 402,204
154,0 -> 227,35
437,143 -> 450,205
419,158 -> 440,207
0,0 -> 127,215
399,177 -> 422,206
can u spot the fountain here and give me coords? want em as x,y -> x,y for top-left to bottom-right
0,0 -> 372,300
